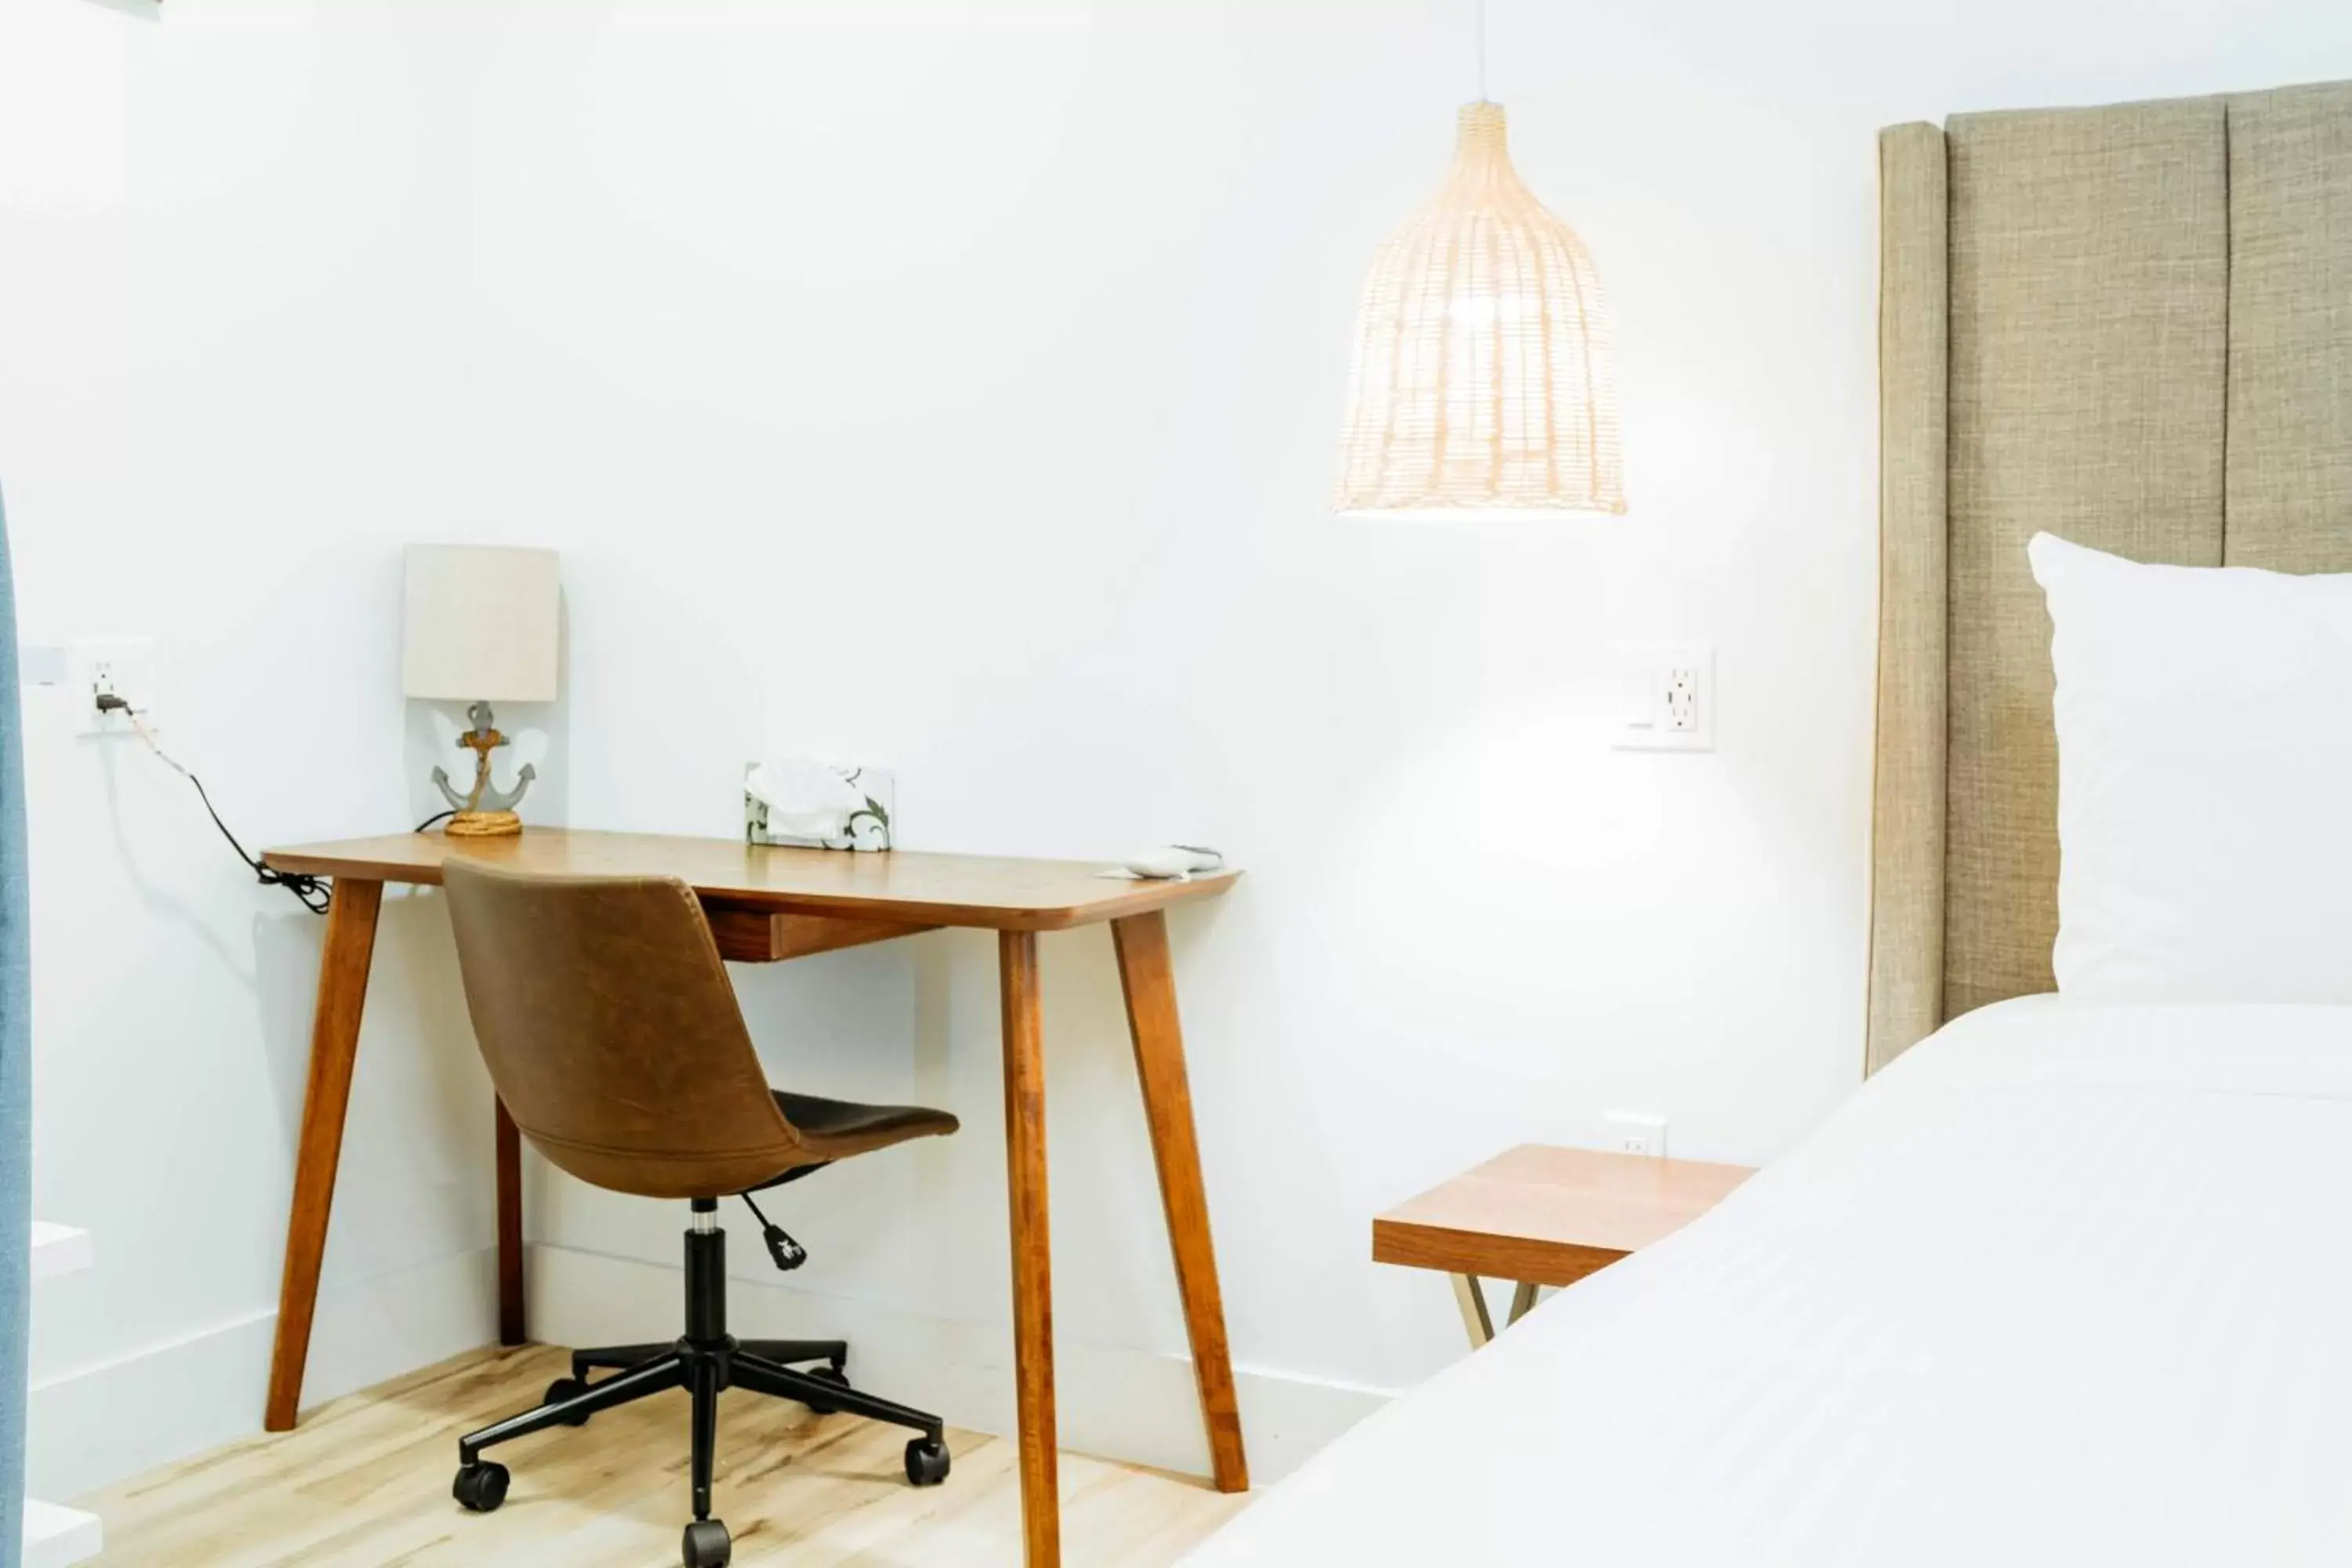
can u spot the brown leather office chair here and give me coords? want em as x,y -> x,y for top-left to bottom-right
439,859 -> 960,1568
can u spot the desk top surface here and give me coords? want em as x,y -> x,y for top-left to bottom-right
263,829 -> 1241,931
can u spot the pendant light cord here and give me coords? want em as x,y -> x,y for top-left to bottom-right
1476,0 -> 1488,102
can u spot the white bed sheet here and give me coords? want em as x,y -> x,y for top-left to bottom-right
1187,998 -> 2352,1566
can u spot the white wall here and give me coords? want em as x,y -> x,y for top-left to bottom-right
0,0 -> 495,1497
9,0 -> 2352,1501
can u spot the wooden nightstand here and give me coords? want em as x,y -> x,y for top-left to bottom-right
1374,1144 -> 1755,1346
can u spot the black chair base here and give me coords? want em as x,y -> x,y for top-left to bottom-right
452,1203 -> 949,1568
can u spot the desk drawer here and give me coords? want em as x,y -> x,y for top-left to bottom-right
700,903 -> 938,964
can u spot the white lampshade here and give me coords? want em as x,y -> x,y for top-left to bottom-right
401,544 -> 560,702
1335,102 -> 1624,517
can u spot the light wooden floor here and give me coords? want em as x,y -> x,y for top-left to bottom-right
80,1345 -> 1249,1566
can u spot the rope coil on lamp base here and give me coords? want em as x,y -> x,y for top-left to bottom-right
445,811 -> 523,839
1334,101 -> 1624,519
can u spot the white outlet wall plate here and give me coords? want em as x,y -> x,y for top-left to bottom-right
1611,641 -> 1714,752
1602,1109 -> 1668,1158
69,638 -> 158,737
17,644 -> 67,687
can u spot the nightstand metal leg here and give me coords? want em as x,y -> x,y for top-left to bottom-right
1453,1273 -> 1495,1347
1508,1280 -> 1541,1327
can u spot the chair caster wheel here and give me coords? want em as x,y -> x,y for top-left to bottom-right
452,1460 -> 510,1513
905,1436 -> 951,1486
545,1377 -> 593,1426
682,1517 -> 732,1567
800,1364 -> 849,1415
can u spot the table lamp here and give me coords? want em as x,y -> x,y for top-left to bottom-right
402,543 -> 560,837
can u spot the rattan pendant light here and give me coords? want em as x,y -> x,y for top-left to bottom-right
1334,16 -> 1624,517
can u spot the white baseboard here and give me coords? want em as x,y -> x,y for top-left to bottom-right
21,1497 -> 102,1568
27,1247 -> 501,1501
528,1243 -> 1392,1487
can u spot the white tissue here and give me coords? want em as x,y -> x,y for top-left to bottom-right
746,758 -> 866,842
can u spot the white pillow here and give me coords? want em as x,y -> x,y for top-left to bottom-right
2030,532 -> 2352,1003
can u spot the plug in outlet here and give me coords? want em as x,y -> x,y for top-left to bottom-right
1602,1110 -> 1668,1158
1612,643 -> 1714,752
1664,666 -> 1700,731
71,639 -> 158,737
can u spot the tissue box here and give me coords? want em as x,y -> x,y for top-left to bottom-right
745,763 -> 895,851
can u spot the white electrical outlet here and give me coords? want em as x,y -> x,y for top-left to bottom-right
1664,666 -> 1699,731
70,638 -> 158,736
1612,642 -> 1714,752
1602,1110 -> 1668,1158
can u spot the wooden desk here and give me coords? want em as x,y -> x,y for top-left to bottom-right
1374,1145 -> 1754,1345
260,829 -> 1247,1567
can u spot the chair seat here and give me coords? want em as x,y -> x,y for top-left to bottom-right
771,1091 -> 959,1163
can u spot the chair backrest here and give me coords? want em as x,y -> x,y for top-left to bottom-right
441,858 -> 806,1200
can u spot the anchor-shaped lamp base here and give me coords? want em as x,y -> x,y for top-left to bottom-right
430,700 -> 539,838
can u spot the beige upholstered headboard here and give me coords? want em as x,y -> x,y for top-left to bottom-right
1866,81 -> 2352,1075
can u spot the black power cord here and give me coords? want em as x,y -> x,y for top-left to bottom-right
106,694 -> 334,916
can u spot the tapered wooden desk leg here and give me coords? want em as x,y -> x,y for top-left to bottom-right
1111,909 -> 1250,1494
263,878 -> 385,1432
1000,931 -> 1060,1568
495,1098 -> 525,1346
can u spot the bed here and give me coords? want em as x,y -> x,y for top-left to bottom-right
1192,1000 -> 2352,1563
1187,78 -> 2352,1564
